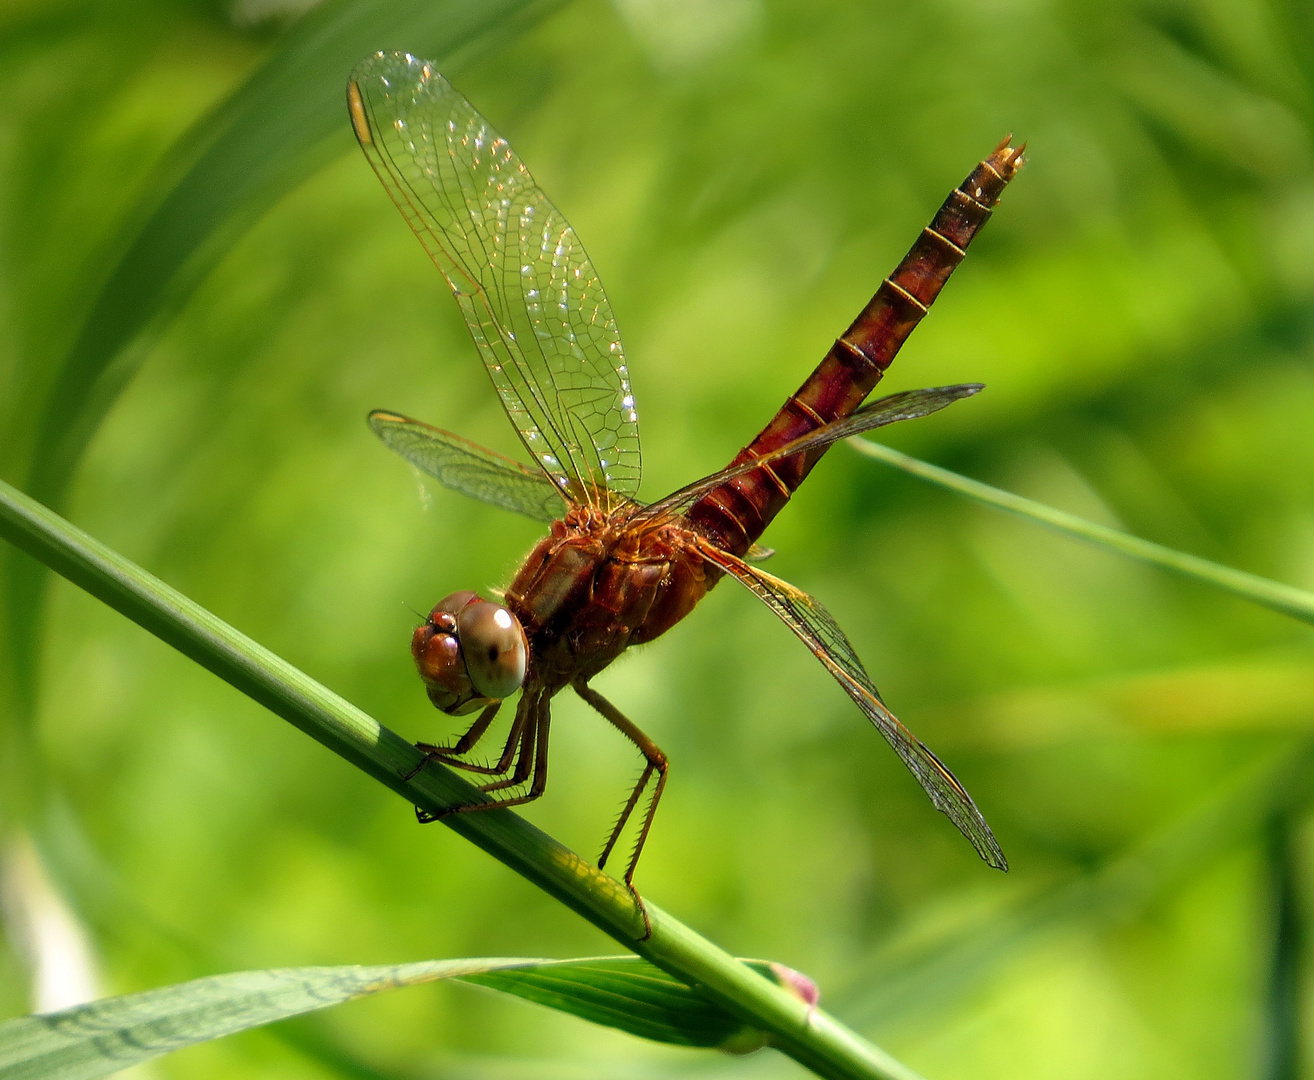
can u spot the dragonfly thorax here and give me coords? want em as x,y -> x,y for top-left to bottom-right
501,514 -> 714,692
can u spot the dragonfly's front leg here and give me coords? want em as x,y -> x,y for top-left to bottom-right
413,698 -> 533,780
414,690 -> 552,821
573,679 -> 668,888
405,699 -> 502,782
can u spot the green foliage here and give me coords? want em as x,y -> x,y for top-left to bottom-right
0,955 -> 782,1079
4,0 -> 1314,1077
0,472 -> 910,1079
459,956 -> 773,1049
852,439 -> 1314,625
0,958 -> 545,1080
6,0 -> 564,708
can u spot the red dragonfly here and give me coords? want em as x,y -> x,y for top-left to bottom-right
348,52 -> 1021,896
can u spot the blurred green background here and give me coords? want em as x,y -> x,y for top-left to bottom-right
4,0 -> 1314,1077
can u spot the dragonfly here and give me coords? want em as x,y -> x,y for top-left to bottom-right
348,51 -> 1022,905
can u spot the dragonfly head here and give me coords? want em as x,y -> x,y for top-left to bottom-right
412,590 -> 528,714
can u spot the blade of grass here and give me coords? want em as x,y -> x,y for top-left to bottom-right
462,957 -> 811,1052
850,439 -> 1314,626
461,956 -> 770,1050
1260,808 -> 1303,1080
0,954 -> 786,1079
0,958 -> 540,1080
0,476 -> 923,1080
25,814 -> 750,1079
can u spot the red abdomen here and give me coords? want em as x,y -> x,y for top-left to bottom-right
687,139 -> 1024,556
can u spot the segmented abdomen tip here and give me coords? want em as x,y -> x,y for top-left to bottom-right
988,134 -> 1026,177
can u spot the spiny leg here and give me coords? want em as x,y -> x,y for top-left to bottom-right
424,697 -> 531,779
416,689 -> 553,820
573,679 -> 668,887
414,695 -> 528,821
601,761 -> 656,872
443,693 -> 551,812
479,700 -> 539,793
405,699 -> 502,781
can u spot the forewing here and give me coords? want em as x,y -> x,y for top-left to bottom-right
697,540 -> 1007,870
633,385 -> 981,524
348,52 -> 640,509
369,410 -> 567,523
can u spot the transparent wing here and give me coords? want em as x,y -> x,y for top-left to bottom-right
369,410 -> 567,523
632,385 -> 982,525
696,539 -> 1007,870
348,52 -> 640,510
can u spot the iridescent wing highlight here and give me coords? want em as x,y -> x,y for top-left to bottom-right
349,52 -> 641,509
696,540 -> 1008,870
368,410 -> 567,523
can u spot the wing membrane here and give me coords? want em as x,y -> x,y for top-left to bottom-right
633,385 -> 982,525
349,52 -> 640,509
697,539 -> 1007,870
369,410 -> 567,523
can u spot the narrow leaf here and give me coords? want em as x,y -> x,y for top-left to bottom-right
851,439 -> 1314,626
461,956 -> 767,1051
0,959 -> 541,1080
0,955 -> 788,1080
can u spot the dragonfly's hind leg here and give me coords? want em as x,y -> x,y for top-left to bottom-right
573,680 -> 668,885
574,679 -> 664,939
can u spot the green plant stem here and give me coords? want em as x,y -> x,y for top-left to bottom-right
1261,807 -> 1303,1080
0,475 -> 920,1080
851,440 -> 1314,626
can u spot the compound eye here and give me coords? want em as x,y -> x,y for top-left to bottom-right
432,590 -> 480,617
412,622 -> 481,714
457,601 -> 527,700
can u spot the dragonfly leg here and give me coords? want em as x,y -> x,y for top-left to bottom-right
415,691 -> 551,821
418,698 -> 531,779
482,701 -> 534,776
573,680 -> 668,886
406,700 -> 502,781
478,704 -> 539,794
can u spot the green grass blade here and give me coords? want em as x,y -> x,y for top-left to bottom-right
0,476 -> 923,1080
850,440 -> 1314,626
0,958 -> 539,1080
461,956 -> 767,1051
0,954 -> 805,1078
1260,808 -> 1302,1080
